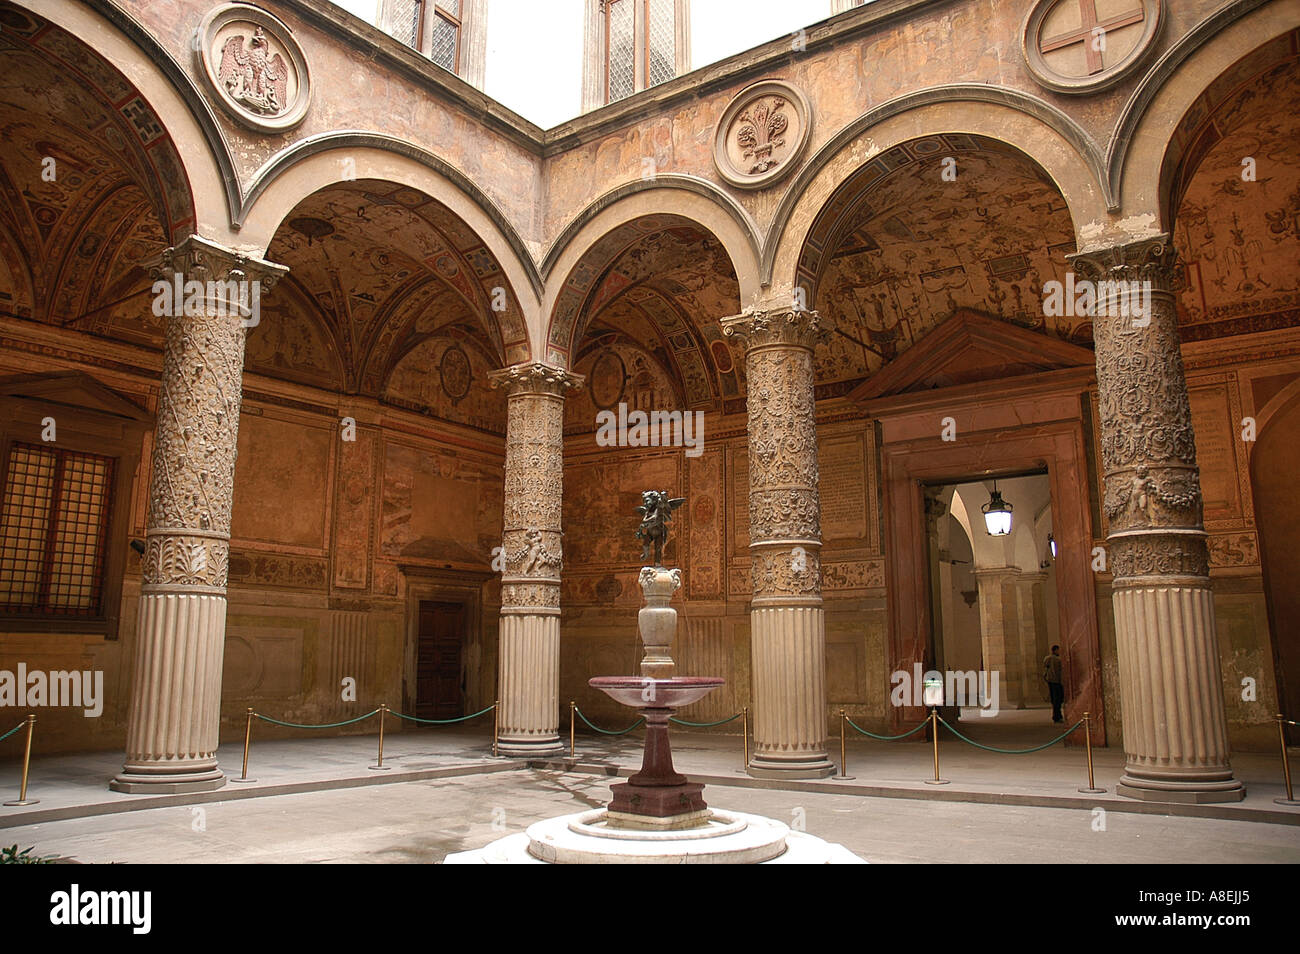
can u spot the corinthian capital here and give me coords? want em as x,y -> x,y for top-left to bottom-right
1066,233 -> 1177,290
151,234 -> 288,291
721,302 -> 826,352
488,361 -> 585,397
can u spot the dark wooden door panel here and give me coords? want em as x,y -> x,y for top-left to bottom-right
416,600 -> 465,719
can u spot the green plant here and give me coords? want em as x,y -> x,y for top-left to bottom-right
0,844 -> 53,864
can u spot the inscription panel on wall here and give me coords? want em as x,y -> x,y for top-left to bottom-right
818,431 -> 870,543
1189,383 -> 1241,519
730,443 -> 749,556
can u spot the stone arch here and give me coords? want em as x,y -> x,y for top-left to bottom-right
541,176 -> 762,288
545,206 -> 748,414
21,0 -> 238,244
766,89 -> 1107,288
543,184 -> 762,370
1108,0 -> 1294,228
242,145 -> 540,365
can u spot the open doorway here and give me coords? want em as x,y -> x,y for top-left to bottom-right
925,473 -> 1064,742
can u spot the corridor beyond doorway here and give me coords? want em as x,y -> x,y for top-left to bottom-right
924,474 -> 1062,735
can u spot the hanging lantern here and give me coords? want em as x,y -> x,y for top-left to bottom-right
981,481 -> 1013,536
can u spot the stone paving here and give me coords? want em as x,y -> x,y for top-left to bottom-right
2,713 -> 1298,833
5,769 -> 1299,864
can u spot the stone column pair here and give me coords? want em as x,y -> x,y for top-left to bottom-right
489,363 -> 582,756
113,236 -> 285,793
1069,235 -> 1242,802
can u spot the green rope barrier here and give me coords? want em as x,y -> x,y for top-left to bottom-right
668,711 -> 742,728
937,715 -> 1084,754
0,721 -> 26,743
253,709 -> 380,730
844,715 -> 929,741
574,706 -> 644,736
389,703 -> 497,725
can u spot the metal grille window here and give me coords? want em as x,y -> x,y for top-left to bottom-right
645,0 -> 675,88
606,0 -> 635,103
430,8 -> 461,72
0,443 -> 115,616
381,0 -> 423,48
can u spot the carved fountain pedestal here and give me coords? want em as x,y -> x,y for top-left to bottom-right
590,566 -> 722,828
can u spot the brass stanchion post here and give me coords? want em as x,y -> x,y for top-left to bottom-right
4,714 -> 39,806
231,708 -> 257,783
370,704 -> 390,771
1078,711 -> 1105,794
736,705 -> 749,774
492,699 -> 499,758
1275,713 -> 1299,807
833,708 -> 855,779
569,700 -> 576,760
925,707 -> 949,785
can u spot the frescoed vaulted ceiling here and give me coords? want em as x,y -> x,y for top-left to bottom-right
1169,46 -> 1300,342
0,3 -> 190,335
263,180 -> 526,402
554,216 -> 742,431
801,134 -> 1081,396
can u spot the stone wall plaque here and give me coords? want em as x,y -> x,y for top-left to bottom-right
1021,0 -> 1163,95
196,3 -> 311,133
713,79 -> 812,190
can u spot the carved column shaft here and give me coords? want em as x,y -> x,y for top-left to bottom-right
723,306 -> 835,778
113,236 -> 286,793
1068,235 -> 1242,802
489,363 -> 582,756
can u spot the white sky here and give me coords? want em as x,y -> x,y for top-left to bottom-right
330,0 -> 838,128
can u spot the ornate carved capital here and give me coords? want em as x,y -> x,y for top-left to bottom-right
721,305 -> 826,352
150,234 -> 288,300
1066,234 -> 1176,292
489,361 -> 585,398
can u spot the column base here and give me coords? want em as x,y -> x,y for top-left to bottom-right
747,755 -> 837,779
498,736 -> 563,758
110,766 -> 226,794
1116,775 -> 1245,804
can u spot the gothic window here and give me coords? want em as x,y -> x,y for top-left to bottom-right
0,443 -> 115,617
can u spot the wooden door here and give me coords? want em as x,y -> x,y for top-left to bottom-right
416,601 -> 465,720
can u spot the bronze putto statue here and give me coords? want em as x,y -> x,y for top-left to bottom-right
635,490 -> 685,566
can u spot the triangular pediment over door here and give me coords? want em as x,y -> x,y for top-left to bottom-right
849,308 -> 1096,401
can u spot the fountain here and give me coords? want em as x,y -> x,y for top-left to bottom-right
446,492 -> 863,864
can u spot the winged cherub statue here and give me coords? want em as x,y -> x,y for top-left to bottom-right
634,490 -> 686,567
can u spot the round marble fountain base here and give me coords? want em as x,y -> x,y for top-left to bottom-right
443,809 -> 866,864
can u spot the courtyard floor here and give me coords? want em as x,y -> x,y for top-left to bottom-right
1,710 -> 1297,863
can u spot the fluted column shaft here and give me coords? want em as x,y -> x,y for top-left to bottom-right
488,362 -> 583,756
113,236 -> 286,793
722,305 -> 835,778
1068,235 -> 1242,802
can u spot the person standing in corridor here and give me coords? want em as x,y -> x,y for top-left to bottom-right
1044,645 -> 1064,723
